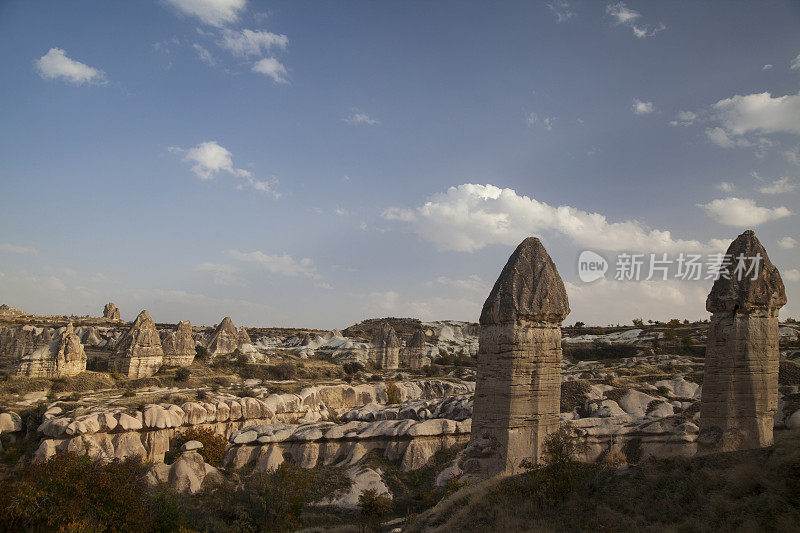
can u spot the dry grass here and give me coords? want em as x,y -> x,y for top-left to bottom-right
409,429 -> 800,532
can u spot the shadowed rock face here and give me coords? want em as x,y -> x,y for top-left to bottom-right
110,310 -> 164,378
480,237 -> 570,325
700,230 -> 785,453
466,237 -> 569,477
102,302 -> 121,321
207,317 -> 239,357
706,230 -> 787,313
403,330 -> 428,370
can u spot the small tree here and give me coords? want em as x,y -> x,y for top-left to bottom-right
632,318 -> 644,327
358,488 -> 393,532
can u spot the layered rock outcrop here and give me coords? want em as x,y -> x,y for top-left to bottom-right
16,323 -> 86,378
206,317 -> 239,358
371,322 -> 400,370
109,310 -> 164,378
699,230 -> 786,452
464,237 -> 570,477
102,302 -> 121,321
161,321 -> 195,367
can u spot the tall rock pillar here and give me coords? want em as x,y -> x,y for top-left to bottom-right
465,237 -> 570,477
699,230 -> 786,453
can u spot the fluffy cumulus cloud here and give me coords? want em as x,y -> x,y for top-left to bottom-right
252,57 -> 288,83
697,197 -> 792,226
35,48 -> 106,85
193,43 -> 216,66
546,1 -> 574,23
778,236 -> 797,249
758,177 -> 797,195
705,91 -> 800,151
784,269 -> 800,283
383,183 -> 720,253
606,3 -> 665,38
632,99 -> 655,115
171,141 -> 250,180
715,181 -> 735,193
164,0 -> 246,27
218,29 -> 288,56
229,250 -> 321,279
792,54 -> 800,70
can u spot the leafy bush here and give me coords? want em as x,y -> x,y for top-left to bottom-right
0,453 -> 153,531
175,367 -> 191,382
386,381 -> 402,404
169,427 -> 227,466
359,488 -> 394,530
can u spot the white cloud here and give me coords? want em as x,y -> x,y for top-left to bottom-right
606,3 -> 664,38
194,262 -> 243,286
546,1 -> 574,23
171,141 -> 251,180
345,112 -> 379,126
784,269 -> 800,282
35,48 -> 106,85
697,197 -> 792,226
239,176 -> 280,198
426,275 -> 490,295
633,99 -> 655,115
229,250 -> 321,279
762,64 -> 773,70
715,181 -> 735,193
778,236 -> 797,249
0,244 -> 37,254
525,112 -> 538,127
164,0 -> 246,27
704,92 -> 800,152
193,43 -> 216,66
669,110 -> 696,127
218,29 -> 288,56
252,57 -> 288,83
383,183 -> 720,253
543,117 -> 556,130
791,54 -> 800,70
759,177 -> 797,195
335,207 -> 348,216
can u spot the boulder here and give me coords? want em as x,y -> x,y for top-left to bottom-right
102,302 -> 121,321
16,323 -> 86,378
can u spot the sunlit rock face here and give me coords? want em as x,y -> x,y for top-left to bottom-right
161,321 -> 195,367
464,237 -> 570,477
206,317 -> 240,358
109,310 -> 164,378
102,302 -> 121,321
16,323 -> 86,378
699,230 -> 786,453
402,330 -> 429,370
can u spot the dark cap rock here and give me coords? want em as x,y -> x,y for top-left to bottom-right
480,237 -> 570,325
706,230 -> 786,313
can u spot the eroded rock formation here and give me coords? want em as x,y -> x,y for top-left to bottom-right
699,230 -> 786,452
464,237 -> 570,477
16,323 -> 86,378
102,302 -> 121,321
206,317 -> 239,358
161,321 -> 195,367
371,322 -> 401,370
109,310 -> 164,378
403,330 -> 429,370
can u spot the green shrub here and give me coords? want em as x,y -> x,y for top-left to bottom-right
386,381 -> 402,404
359,488 -> 394,530
0,453 -> 153,531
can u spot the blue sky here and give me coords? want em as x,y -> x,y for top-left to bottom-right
1,0 -> 798,328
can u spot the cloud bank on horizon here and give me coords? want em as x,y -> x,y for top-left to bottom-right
2,0 -> 798,328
